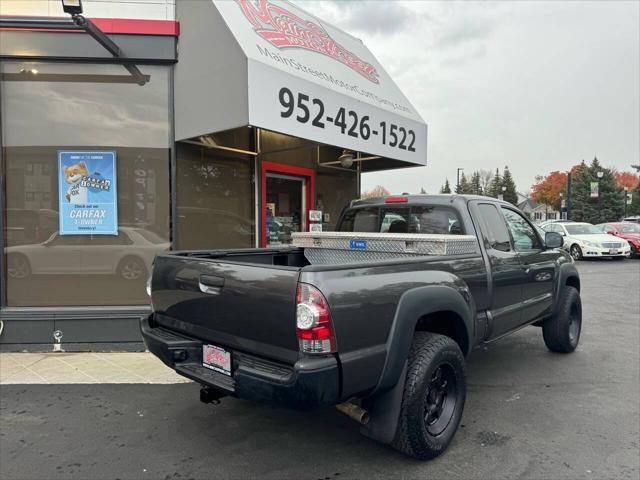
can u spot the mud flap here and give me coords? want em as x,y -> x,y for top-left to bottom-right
360,362 -> 407,444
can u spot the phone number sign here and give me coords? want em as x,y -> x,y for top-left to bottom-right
248,62 -> 427,165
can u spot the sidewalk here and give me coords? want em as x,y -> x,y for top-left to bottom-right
0,352 -> 191,384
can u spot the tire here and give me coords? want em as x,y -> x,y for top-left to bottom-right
570,244 -> 583,261
392,332 -> 466,460
117,256 -> 147,281
543,286 -> 582,353
7,254 -> 31,279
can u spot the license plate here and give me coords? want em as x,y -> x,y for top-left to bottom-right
609,249 -> 618,254
202,344 -> 232,376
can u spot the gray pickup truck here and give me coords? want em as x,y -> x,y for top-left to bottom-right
141,194 -> 581,459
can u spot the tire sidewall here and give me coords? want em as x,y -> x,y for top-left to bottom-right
403,339 -> 466,458
544,286 -> 582,353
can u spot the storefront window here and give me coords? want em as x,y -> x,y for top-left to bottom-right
1,61 -> 171,306
176,142 -> 256,249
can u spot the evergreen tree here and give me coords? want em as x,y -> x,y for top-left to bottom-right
570,157 -> 624,223
501,166 -> 518,205
488,168 -> 502,198
419,187 -> 427,194
456,172 -> 472,194
470,171 -> 482,195
440,179 -> 451,194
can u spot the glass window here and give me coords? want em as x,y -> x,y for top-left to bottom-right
502,208 -> 542,251
477,204 -> 512,252
381,209 -> 409,233
410,206 -> 463,235
176,143 -> 255,250
565,224 -> 602,235
2,61 -> 171,307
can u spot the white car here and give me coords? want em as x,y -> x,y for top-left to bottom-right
6,227 -> 170,280
543,222 -> 631,260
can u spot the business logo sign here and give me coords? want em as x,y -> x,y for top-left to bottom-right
58,151 -> 118,235
236,0 -> 380,84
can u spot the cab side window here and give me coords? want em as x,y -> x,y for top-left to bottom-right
477,204 -> 512,252
502,208 -> 542,251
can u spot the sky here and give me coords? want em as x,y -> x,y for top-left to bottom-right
297,0 -> 640,195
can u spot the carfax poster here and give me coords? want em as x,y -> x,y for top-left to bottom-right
58,151 -> 118,235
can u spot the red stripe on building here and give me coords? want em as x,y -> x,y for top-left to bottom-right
0,17 -> 180,36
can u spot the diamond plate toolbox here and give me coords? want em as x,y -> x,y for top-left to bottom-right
292,232 -> 479,265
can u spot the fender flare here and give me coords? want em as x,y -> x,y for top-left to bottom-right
372,284 -> 474,396
554,262 -> 580,311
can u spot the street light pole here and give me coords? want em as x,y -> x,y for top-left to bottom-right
567,171 -> 572,220
597,171 -> 604,222
456,168 -> 464,191
624,187 -> 628,218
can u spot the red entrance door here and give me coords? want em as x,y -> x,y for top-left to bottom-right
261,162 -> 315,247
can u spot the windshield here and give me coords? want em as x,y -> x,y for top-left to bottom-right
134,229 -> 168,244
566,224 -> 601,235
618,223 -> 640,233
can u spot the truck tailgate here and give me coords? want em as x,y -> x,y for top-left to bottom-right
151,254 -> 301,364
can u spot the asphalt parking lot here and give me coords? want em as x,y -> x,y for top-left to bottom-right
1,260 -> 639,480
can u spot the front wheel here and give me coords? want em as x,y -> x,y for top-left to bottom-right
392,332 -> 466,460
7,254 -> 31,279
543,286 -> 582,353
570,244 -> 583,261
117,256 -> 147,281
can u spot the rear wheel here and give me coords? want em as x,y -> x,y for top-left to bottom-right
392,332 -> 466,460
570,244 -> 583,261
543,286 -> 582,353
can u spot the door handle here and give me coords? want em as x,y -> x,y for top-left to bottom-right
198,275 -> 225,295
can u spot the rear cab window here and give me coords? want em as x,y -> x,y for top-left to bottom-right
338,205 -> 464,235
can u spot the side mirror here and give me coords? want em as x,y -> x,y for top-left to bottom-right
545,231 -> 564,249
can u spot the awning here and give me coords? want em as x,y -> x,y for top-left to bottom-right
174,0 -> 427,167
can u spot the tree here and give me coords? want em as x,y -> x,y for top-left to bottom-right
478,169 -> 493,195
440,179 -> 451,194
615,171 -> 639,191
455,172 -> 473,194
419,187 -> 427,194
531,171 -> 568,211
501,167 -> 518,205
470,171 -> 482,195
570,157 -> 624,223
361,185 -> 390,199
488,168 -> 502,198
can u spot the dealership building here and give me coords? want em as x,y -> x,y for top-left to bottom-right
0,0 -> 427,349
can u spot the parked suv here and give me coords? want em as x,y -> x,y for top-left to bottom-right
543,222 -> 630,260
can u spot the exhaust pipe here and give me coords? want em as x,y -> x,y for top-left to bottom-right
336,402 -> 370,425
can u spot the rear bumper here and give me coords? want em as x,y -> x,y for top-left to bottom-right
140,315 -> 340,409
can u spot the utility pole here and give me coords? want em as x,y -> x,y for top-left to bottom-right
456,168 -> 464,191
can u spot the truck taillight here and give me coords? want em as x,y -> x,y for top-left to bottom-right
296,283 -> 336,354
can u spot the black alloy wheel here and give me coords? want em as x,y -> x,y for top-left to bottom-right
423,364 -> 458,436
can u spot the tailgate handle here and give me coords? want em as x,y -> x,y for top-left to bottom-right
198,275 -> 225,294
